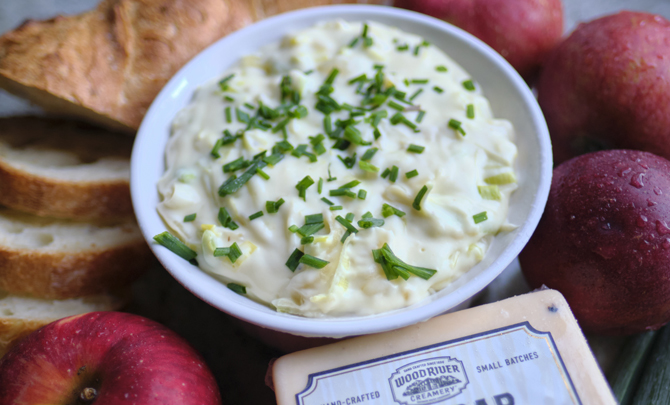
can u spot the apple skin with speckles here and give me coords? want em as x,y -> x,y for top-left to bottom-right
0,312 -> 222,405
394,0 -> 564,81
538,11 -> 670,164
519,150 -> 670,335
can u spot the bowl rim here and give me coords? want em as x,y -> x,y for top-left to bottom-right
131,4 -> 552,338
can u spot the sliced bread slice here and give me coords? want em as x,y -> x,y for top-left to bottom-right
0,290 -> 129,357
0,116 -> 134,220
0,206 -> 153,299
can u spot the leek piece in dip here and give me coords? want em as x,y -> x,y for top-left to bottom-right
156,20 -> 518,318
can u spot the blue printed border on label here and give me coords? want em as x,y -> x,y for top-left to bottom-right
295,321 -> 581,405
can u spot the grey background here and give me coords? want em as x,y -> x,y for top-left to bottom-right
1,1 -> 667,403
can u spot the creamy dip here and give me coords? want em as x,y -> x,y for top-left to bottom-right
157,20 -> 518,317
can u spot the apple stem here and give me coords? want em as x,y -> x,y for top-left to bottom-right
79,387 -> 98,403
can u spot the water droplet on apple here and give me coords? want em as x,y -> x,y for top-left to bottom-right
631,173 -> 645,188
637,215 -> 648,227
654,187 -> 663,195
648,199 -> 657,207
656,220 -> 670,235
619,167 -> 632,177
601,223 -> 611,230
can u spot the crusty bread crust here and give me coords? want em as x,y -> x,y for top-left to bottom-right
0,291 -> 129,357
0,240 -> 153,300
0,0 -> 388,132
0,117 -> 134,220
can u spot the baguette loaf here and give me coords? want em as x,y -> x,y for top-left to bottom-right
0,290 -> 128,357
0,0 -> 388,133
0,207 -> 152,299
0,116 -> 133,220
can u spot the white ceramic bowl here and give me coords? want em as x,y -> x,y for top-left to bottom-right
131,5 -> 552,338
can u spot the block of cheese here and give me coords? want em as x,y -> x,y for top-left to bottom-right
272,289 -> 616,405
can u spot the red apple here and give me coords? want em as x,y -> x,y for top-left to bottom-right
395,0 -> 564,81
538,11 -> 670,164
519,150 -> 670,335
0,311 -> 221,405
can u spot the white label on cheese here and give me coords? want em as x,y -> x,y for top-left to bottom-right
296,322 -> 580,405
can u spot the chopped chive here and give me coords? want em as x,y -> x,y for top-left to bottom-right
325,68 -> 340,85
305,213 -> 324,224
324,115 -> 333,135
338,154 -> 357,169
330,205 -> 343,211
448,118 -> 466,135
297,222 -> 324,237
330,189 -> 357,198
358,189 -> 367,200
413,185 -> 429,211
153,231 -> 197,261
404,78 -> 410,87
407,144 -> 425,154
473,211 -> 488,224
228,243 -> 243,263
344,125 -> 372,146
348,37 -> 360,48
210,138 -> 223,159
462,80 -> 476,91
361,147 -> 378,161
244,102 -> 255,110
218,160 -> 267,196
266,200 -> 278,213
223,157 -> 249,173
299,254 -> 329,269
305,69 -> 314,75
362,211 -> 373,218
213,247 -> 230,257
340,180 -> 361,189
411,79 -> 429,84
218,207 -> 238,230
296,176 -> 315,201
369,110 -> 388,128
301,236 -> 314,245
387,100 -> 405,111
345,212 -> 355,222
478,185 -> 502,201
317,177 -> 324,194
274,140 -> 294,153
381,168 -> 391,178
382,203 -> 406,218
374,128 -> 382,140
236,108 -> 250,124
397,44 -> 409,51
225,106 -> 232,123
249,211 -> 264,220
466,104 -> 475,119
389,165 -> 399,182
358,217 -> 385,228
327,165 -> 337,182
348,74 -> 367,85
373,243 -> 436,281
272,118 -> 290,134
340,231 -> 352,243
484,172 -> 517,185
335,215 -> 358,233
416,110 -> 426,123
218,74 -> 235,91
227,283 -> 246,295
433,86 -> 444,94
224,95 -> 235,102
405,169 -> 419,179
436,66 -> 448,72
409,88 -> 423,101
321,197 -> 335,206
286,248 -> 305,272
183,213 -> 196,222
362,23 -> 369,37
390,112 -> 419,131
256,167 -> 270,180
288,225 -> 299,233
262,153 -> 284,166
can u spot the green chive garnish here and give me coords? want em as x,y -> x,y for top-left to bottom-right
387,100 -> 405,111
361,147 -> 378,161
256,167 -> 270,180
218,160 -> 267,196
225,106 -> 232,123
227,283 -> 246,295
296,176 -> 315,201
448,118 -> 466,135
335,215 -> 358,233
466,104 -> 475,119
382,203 -> 406,218
405,169 -> 419,179
299,254 -> 329,269
330,205 -> 343,211
381,168 -> 391,178
305,213 -> 324,224
373,243 -> 436,281
340,180 -> 361,189
416,110 -> 426,123
411,79 -> 429,84
286,248 -> 305,272
321,197 -> 335,206
183,213 -> 196,222
436,66 -> 448,72
397,44 -> 409,51
433,86 -> 444,94
413,185 -> 429,210
409,88 -> 423,101
358,189 -> 367,200
473,211 -> 488,224
218,207 -> 239,230
462,80 -> 475,91
224,95 -> 235,102
301,236 -> 314,245
389,166 -> 399,182
330,189 -> 357,198
153,231 -> 197,261
297,223 -> 324,237
358,217 -> 384,228
218,74 -> 235,91
359,160 -> 379,173
345,212 -> 355,222
407,144 -> 425,154
249,211 -> 263,220
210,139 -> 223,159
288,225 -> 299,233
